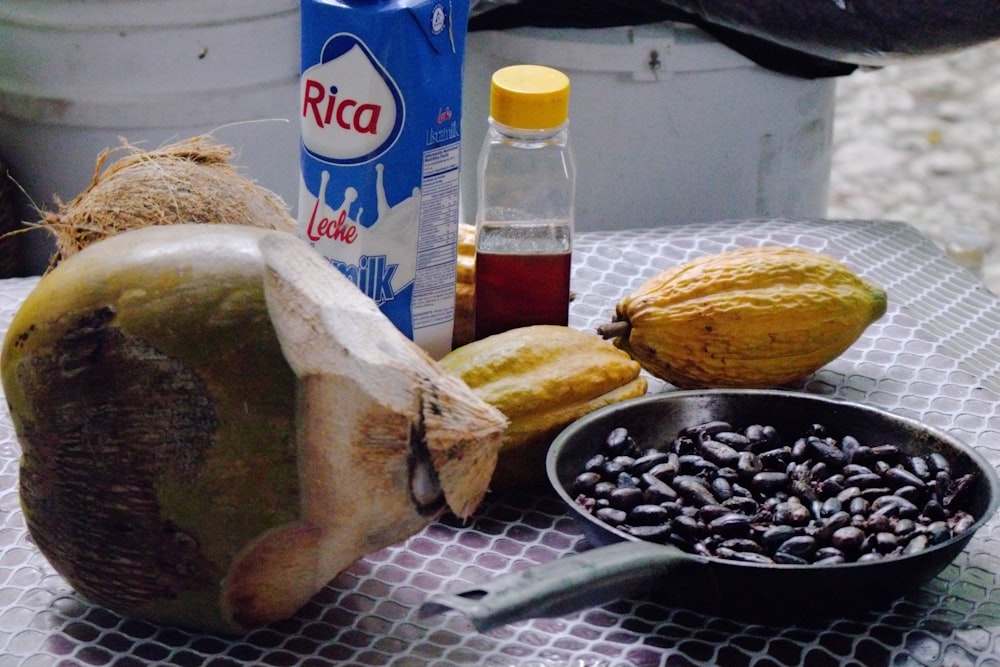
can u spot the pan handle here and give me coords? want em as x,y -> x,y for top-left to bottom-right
418,540 -> 697,632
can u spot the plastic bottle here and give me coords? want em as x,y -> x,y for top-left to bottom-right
474,64 -> 575,340
298,0 -> 468,359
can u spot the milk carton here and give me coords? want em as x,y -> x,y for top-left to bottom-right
299,0 -> 468,358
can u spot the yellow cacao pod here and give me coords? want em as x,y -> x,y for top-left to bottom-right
452,223 -> 476,349
439,325 -> 648,489
598,246 -> 888,388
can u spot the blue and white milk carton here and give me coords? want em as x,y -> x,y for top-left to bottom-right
299,0 -> 468,358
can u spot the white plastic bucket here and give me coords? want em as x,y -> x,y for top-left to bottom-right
461,24 -> 836,232
0,1 -> 301,274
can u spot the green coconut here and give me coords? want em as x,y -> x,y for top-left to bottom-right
1,224 -> 506,633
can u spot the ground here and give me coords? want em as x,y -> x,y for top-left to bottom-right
829,40 -> 1000,292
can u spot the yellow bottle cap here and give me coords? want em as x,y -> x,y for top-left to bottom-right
489,65 -> 570,131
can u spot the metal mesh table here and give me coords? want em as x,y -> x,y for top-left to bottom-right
0,218 -> 997,666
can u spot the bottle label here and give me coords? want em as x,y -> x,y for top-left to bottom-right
299,0 -> 467,358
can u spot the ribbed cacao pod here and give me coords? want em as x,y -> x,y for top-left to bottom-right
452,223 -> 476,349
598,246 -> 887,388
440,324 -> 648,489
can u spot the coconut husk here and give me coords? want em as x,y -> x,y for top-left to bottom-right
40,135 -> 297,268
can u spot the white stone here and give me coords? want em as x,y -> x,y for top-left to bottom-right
834,140 -> 909,176
909,149 -> 979,177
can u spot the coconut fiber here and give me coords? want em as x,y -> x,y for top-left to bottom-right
41,135 -> 296,268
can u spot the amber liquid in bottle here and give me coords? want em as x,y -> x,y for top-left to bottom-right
474,221 -> 571,339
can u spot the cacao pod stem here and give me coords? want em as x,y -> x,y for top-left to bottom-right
597,320 -> 631,339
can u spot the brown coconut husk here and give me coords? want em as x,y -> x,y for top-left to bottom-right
40,135 -> 297,269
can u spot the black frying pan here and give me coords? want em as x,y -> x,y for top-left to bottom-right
421,390 -> 1000,631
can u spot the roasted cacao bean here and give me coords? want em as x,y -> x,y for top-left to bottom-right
570,419 -> 980,566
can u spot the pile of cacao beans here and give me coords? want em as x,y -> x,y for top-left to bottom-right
570,420 -> 978,565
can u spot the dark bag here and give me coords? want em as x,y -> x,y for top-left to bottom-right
469,0 -> 1000,78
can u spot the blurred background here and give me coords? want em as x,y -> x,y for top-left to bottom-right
829,41 -> 1000,293
0,3 -> 996,290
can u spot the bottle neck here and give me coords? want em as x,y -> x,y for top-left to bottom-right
488,116 -> 568,141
